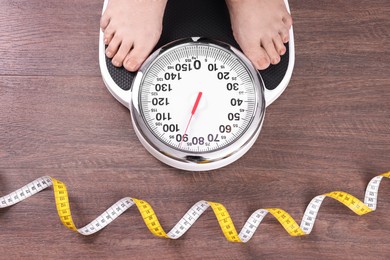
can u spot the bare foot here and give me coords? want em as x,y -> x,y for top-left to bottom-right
100,0 -> 167,71
226,0 -> 293,70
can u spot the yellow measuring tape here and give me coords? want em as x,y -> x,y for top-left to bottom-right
1,172 -> 389,242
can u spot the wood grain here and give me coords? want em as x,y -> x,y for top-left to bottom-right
1,0 -> 389,258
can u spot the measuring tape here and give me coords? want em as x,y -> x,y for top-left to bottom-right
1,172 -> 389,242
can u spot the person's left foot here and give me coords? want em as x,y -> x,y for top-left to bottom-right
226,0 -> 293,70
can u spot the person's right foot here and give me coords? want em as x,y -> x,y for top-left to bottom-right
100,0 -> 168,72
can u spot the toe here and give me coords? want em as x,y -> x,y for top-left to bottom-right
283,14 -> 293,28
124,55 -> 140,72
105,35 -> 121,59
103,25 -> 115,45
112,40 -> 133,67
279,27 -> 290,43
261,38 -> 280,65
100,14 -> 110,31
123,47 -> 148,72
281,13 -> 292,43
124,39 -> 158,72
273,35 -> 286,56
240,44 -> 271,70
254,48 -> 272,70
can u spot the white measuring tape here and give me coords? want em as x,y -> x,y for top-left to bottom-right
1,172 -> 389,242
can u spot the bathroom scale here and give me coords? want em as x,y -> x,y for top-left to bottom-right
99,0 -> 295,171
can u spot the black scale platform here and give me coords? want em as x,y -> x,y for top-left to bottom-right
104,0 -> 291,93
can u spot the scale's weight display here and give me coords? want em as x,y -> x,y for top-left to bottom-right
131,38 -> 266,171
138,40 -> 259,153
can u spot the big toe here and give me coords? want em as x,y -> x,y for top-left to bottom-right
242,47 -> 271,70
123,38 -> 158,72
112,40 -> 133,67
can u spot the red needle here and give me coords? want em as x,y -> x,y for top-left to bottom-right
179,91 -> 203,147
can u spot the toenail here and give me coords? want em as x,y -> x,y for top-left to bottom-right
112,60 -> 120,67
127,60 -> 138,71
258,59 -> 270,70
104,38 -> 108,44
106,50 -> 112,57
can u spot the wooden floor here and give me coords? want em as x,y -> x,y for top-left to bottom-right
1,0 -> 389,258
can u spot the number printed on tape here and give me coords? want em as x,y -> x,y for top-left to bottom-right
0,172 -> 389,242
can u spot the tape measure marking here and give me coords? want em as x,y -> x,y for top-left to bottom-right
133,198 -> 169,238
52,178 -> 77,231
0,172 -> 389,242
209,202 -> 241,242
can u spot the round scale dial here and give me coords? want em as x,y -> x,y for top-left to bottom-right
140,43 -> 256,152
131,38 -> 265,171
